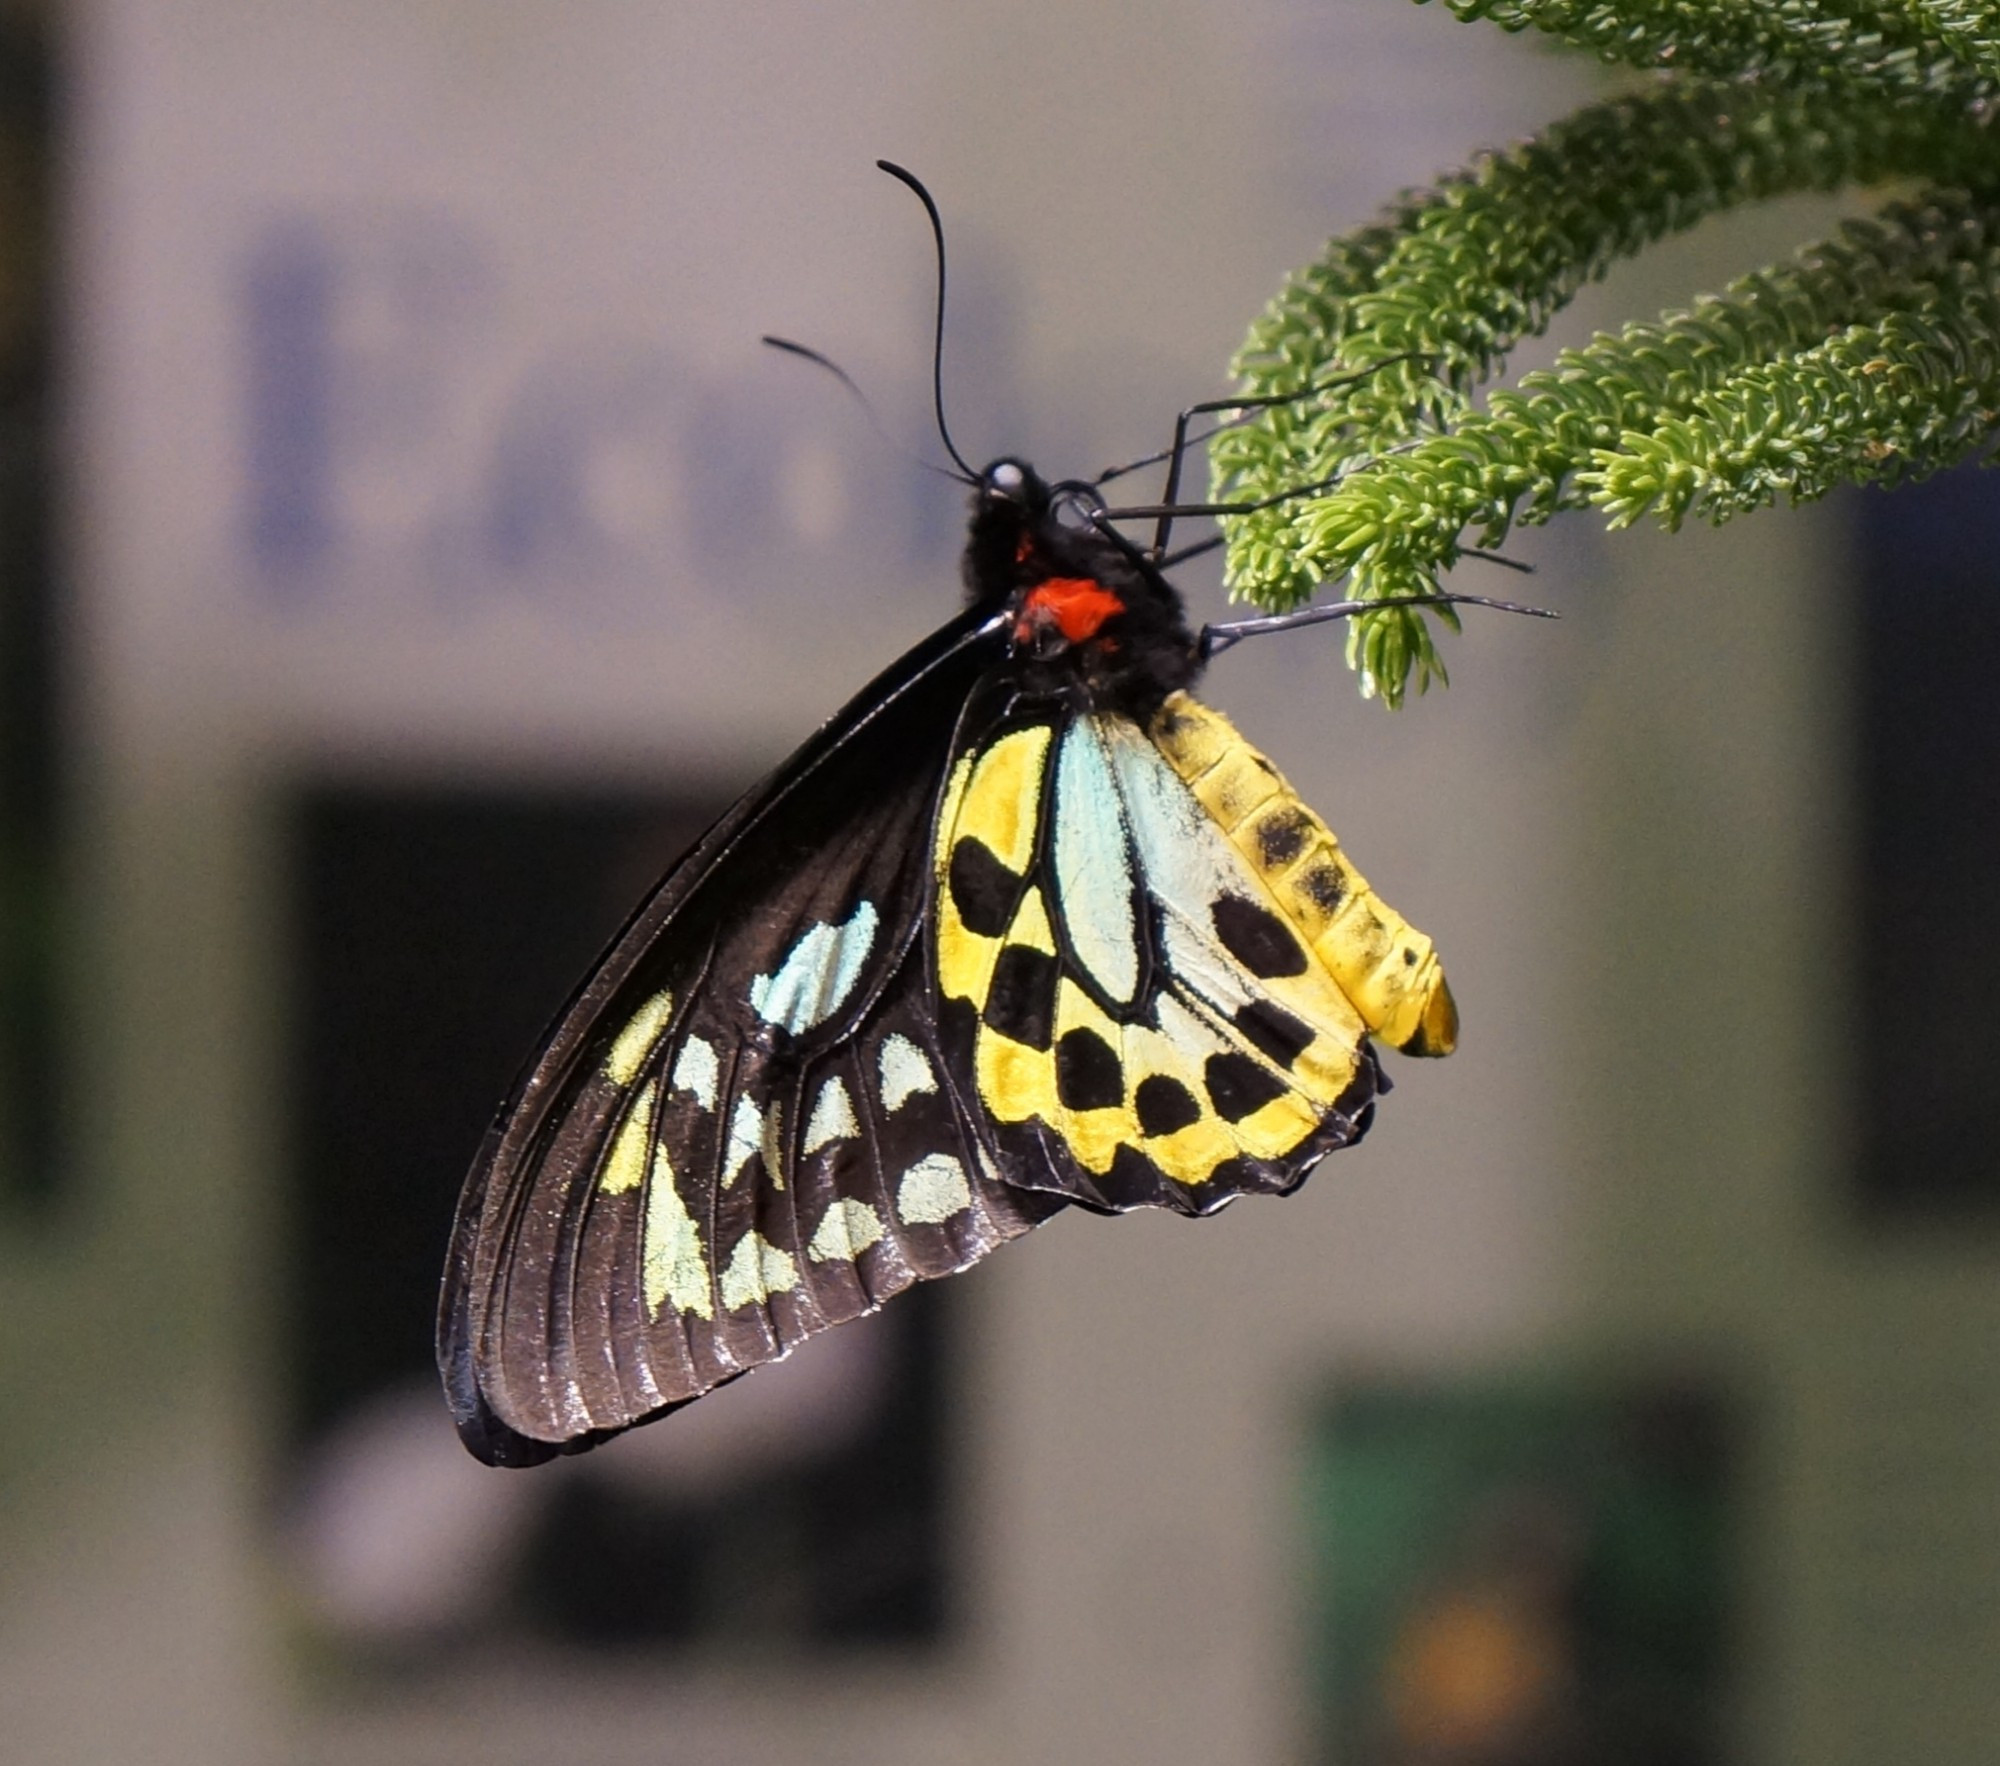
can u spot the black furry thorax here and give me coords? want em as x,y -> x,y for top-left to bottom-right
961,458 -> 1201,720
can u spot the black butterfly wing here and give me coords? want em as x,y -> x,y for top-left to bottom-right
440,604 -> 1059,1467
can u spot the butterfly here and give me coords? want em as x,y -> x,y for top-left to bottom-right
432,159 -> 1550,1466
438,445 -> 1465,1467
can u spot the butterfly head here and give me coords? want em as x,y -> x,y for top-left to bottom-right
963,457 -> 1200,714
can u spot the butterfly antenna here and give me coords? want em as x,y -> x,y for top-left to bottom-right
877,159 -> 978,483
760,335 -> 960,482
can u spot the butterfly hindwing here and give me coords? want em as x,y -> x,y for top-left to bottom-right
931,689 -> 1455,1217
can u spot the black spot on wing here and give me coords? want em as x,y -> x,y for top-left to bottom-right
1204,1051 -> 1289,1122
948,838 -> 1021,938
1054,1026 -> 1123,1110
1135,1074 -> 1202,1137
1100,1141 -> 1172,1211
1343,1043 -> 1385,1115
936,992 -> 980,1069
984,944 -> 1059,1050
1212,895 -> 1307,978
1233,999 -> 1315,1069
1208,1152 -> 1324,1200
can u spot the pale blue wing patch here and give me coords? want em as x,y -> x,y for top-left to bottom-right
748,900 -> 881,1033
1053,721 -> 1142,1005
1100,716 -> 1293,1019
671,1034 -> 720,1109
807,1196 -> 887,1263
723,1093 -> 764,1187
1159,907 -> 1261,1017
878,1032 -> 938,1112
718,1231 -> 801,1310
896,1153 -> 973,1225
802,1075 -> 859,1153
1097,716 -> 1236,895
641,1143 -> 714,1320
1150,991 -> 1236,1065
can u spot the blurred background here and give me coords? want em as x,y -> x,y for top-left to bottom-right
1,1 -> 1995,1761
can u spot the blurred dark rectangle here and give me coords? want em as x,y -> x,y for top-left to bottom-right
284,778 -> 953,1667
286,779 -> 727,1444
1851,467 -> 2000,1221
0,8 -> 60,1215
1304,1371 -> 1738,1766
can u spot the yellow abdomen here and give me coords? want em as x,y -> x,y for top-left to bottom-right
1148,693 -> 1456,1057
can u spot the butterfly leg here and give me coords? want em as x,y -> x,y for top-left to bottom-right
1198,591 -> 1556,659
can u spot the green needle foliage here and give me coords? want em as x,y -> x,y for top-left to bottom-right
1438,0 -> 1996,98
1217,0 -> 2000,702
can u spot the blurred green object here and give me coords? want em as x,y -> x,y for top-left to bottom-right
1304,1373 -> 1736,1766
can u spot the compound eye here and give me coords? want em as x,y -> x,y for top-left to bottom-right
984,459 -> 1027,499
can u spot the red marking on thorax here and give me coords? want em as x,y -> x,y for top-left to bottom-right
1020,576 -> 1124,642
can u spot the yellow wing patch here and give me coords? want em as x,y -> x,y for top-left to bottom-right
599,1080 -> 657,1194
939,723 -> 1048,875
966,972 -> 1324,1183
604,988 -> 675,1085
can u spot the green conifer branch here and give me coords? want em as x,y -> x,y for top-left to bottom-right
1423,0 -> 1999,97
1585,269 -> 2000,527
1213,22 -> 2000,703
1215,84 -> 2000,614
1287,193 -> 2000,698
1304,192 -> 2000,575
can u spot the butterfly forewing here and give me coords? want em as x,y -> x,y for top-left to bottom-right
442,608 -> 1048,1464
